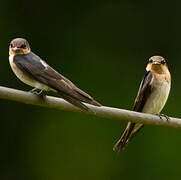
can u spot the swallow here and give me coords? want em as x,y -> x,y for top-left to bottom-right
9,38 -> 101,111
113,56 -> 171,151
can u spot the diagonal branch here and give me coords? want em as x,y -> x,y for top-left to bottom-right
0,86 -> 180,129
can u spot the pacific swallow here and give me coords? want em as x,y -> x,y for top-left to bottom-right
113,56 -> 171,151
9,38 -> 101,111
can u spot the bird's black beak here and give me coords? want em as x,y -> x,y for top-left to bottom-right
152,61 -> 161,65
12,47 -> 20,51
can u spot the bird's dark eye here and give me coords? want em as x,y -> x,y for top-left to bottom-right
161,60 -> 166,64
149,59 -> 153,63
20,44 -> 26,49
10,43 -> 13,48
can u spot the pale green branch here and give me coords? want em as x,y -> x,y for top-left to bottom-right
0,86 -> 180,129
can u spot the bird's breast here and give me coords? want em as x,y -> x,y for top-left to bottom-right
9,54 -> 50,91
9,54 -> 28,82
142,78 -> 170,114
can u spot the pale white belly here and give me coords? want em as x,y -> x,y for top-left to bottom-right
142,79 -> 170,114
9,54 -> 50,91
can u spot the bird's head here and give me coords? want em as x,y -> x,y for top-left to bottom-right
146,56 -> 168,74
9,38 -> 30,55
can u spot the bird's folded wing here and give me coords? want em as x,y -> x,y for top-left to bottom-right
14,52 -> 101,106
133,71 -> 153,112
123,71 -> 153,141
113,71 -> 153,150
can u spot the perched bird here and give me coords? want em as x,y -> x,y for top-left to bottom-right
9,38 -> 101,111
113,56 -> 171,151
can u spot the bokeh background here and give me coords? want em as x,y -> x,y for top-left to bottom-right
1,0 -> 181,179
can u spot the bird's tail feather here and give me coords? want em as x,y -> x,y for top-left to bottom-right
113,122 -> 144,151
74,87 -> 101,107
58,93 -> 93,113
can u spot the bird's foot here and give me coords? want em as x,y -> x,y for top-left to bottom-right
155,113 -> 170,122
29,88 -> 46,97
29,88 -> 39,93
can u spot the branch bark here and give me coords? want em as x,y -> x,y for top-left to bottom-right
0,86 -> 180,129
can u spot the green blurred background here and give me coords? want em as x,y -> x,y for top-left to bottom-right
1,0 -> 181,179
